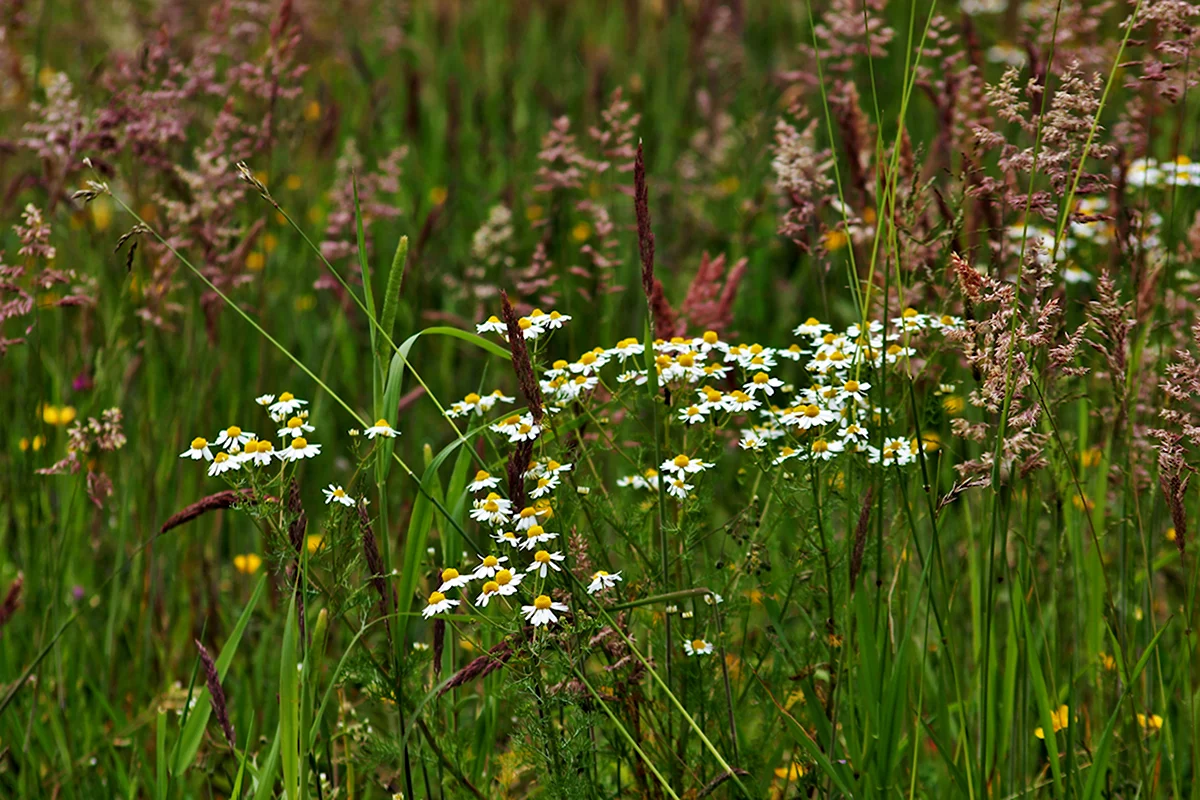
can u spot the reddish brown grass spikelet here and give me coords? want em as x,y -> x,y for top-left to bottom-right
159,489 -> 260,534
358,501 -> 394,646
0,573 -> 24,640
195,639 -> 236,749
848,486 -> 874,592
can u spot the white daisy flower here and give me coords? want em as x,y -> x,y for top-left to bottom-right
479,389 -> 516,410
255,394 -> 275,407
421,591 -> 459,619
207,451 -> 241,476
514,316 -> 545,340
808,438 -> 845,461
661,454 -> 713,476
840,422 -> 870,443
722,390 -> 760,413
472,553 -> 509,579
1064,266 -> 1093,284
838,379 -> 870,404
269,392 -> 308,417
543,310 -> 572,329
701,362 -> 731,380
470,493 -> 513,526
323,484 -> 357,507
684,638 -> 714,656
215,425 -> 255,451
513,506 -> 543,531
530,474 -> 560,498
238,439 -> 276,466
475,580 -> 503,607
181,437 -> 214,461
617,469 -> 660,490
678,405 -> 707,425
609,337 -> 645,360
278,416 -> 316,438
494,530 -> 521,548
468,470 -> 501,493
779,343 -> 807,361
616,370 -> 649,385
793,317 -> 831,337
520,524 -> 559,550
475,315 -> 508,335
493,567 -> 523,595
279,437 -> 321,461
522,595 -> 569,627
569,349 -> 610,375
745,372 -> 784,397
704,593 -> 723,605
790,404 -> 837,430
667,478 -> 694,499
526,549 -> 565,578
586,570 -> 622,594
437,567 -> 474,592
772,446 -> 801,466
364,418 -> 397,439
739,431 -> 768,451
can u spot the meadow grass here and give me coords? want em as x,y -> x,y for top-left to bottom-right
3,0 -> 1200,798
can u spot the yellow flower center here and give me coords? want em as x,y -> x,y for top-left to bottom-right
691,639 -> 706,651
464,392 -> 481,404
673,455 -> 691,468
534,595 -> 552,610
677,353 -> 695,367
496,569 -> 513,585
333,488 -> 346,497
486,315 -> 501,324
538,478 -> 550,488
483,501 -> 499,513
191,437 -> 207,450
526,525 -> 544,539
226,426 -> 242,438
903,307 -> 919,318
547,460 -> 561,470
474,470 -> 491,482
580,352 -> 597,365
732,391 -> 750,402
441,568 -> 460,581
279,392 -> 294,402
517,424 -> 532,434
803,405 -> 821,418
887,344 -> 903,356
373,418 -> 389,428
703,331 -> 719,344
534,550 -> 551,563
812,440 -> 829,453
553,359 -> 568,370
594,570 -> 609,578
686,406 -> 701,416
288,417 -> 302,429
214,452 -> 229,463
291,438 -> 308,449
428,591 -> 446,604
530,308 -> 545,318
519,507 -> 536,519
804,317 -> 820,326
504,415 -> 520,427
482,581 -> 499,594
483,556 -> 498,567
752,372 -> 769,385
518,317 -> 532,330
844,380 -> 859,393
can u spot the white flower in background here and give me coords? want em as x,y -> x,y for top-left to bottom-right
437,567 -> 474,592
278,416 -> 315,438
586,570 -> 622,594
468,470 -> 501,493
239,439 -> 276,466
661,454 -> 713,476
215,425 -> 254,451
808,439 -> 845,461
667,478 -> 694,500
744,372 -> 784,397
364,418 -> 397,439
789,404 -> 836,430
723,390 -> 760,413
793,317 -> 831,337
684,638 -> 714,656
422,591 -> 459,619
520,524 -> 559,550
323,484 -> 356,507
255,394 -> 275,407
269,392 -> 308,417
522,595 -> 568,627
493,568 -> 523,595
475,580 -> 503,607
678,405 -> 708,425
1064,266 -> 1093,284
180,437 -> 214,461
704,593 -> 723,605
526,549 -> 565,578
609,337 -> 645,360
494,530 -> 521,548
470,493 -> 513,526
472,553 -> 508,579
772,446 -> 800,466
616,369 -> 648,385
207,451 -> 241,477
279,437 -> 321,461
475,315 -> 507,335
530,474 -> 560,498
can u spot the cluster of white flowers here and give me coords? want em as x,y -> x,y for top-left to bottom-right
180,392 -> 386,508
1126,156 -> 1200,189
476,307 -> 572,341
445,389 -> 515,418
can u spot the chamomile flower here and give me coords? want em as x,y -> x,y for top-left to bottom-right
476,315 -> 507,335
323,484 -> 356,507
684,638 -> 714,656
543,310 -> 571,329
472,553 -> 509,579
745,372 -> 784,397
215,425 -> 254,451
494,530 -> 521,547
586,570 -> 622,594
840,422 -> 870,444
527,549 -> 565,577
521,524 -> 559,550
493,568 -> 522,595
522,595 -> 569,627
279,437 -> 321,461
610,337 -> 645,360
808,438 -> 845,461
255,394 -> 275,407
422,591 -> 459,619
772,446 -> 800,466
793,317 -> 831,337
570,349 -> 610,375
838,379 -> 870,404
437,567 -> 474,592
278,416 -> 315,438
491,413 -> 541,443
616,369 -> 648,385
667,478 -> 694,499
181,437 -> 214,461
207,451 -> 241,476
790,404 -> 837,430
661,454 -> 713,476
470,493 -> 513,526
468,470 -> 501,493
513,506 -> 543,531
739,431 -> 768,451
723,390 -> 760,413
238,439 -> 276,466
617,469 -> 660,490
364,418 -> 397,439
530,474 -> 560,498
475,580 -> 503,607
678,405 -> 708,424
269,392 -> 307,417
